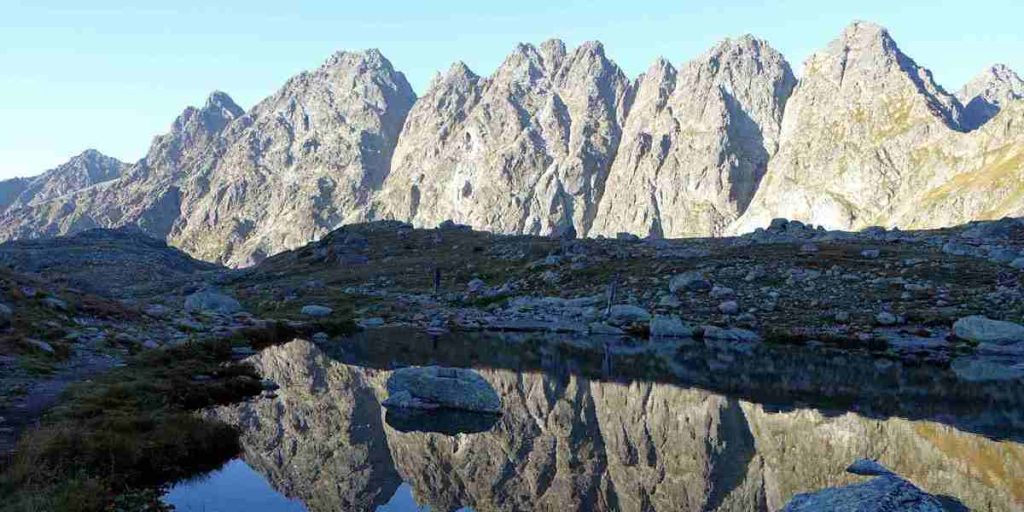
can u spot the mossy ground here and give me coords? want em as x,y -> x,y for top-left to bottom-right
0,339 -> 264,512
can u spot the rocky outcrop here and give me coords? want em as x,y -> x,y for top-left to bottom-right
591,36 -> 795,238
376,40 -> 633,237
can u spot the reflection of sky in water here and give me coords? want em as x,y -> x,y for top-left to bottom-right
163,459 -> 306,511
377,483 -> 473,512
164,459 -> 474,512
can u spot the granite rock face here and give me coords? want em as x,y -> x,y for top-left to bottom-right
376,40 -> 633,238
172,50 -> 416,266
0,52 -> 415,267
3,22 -> 1024,265
591,36 -> 795,238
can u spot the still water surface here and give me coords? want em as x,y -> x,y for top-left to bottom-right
164,328 -> 1024,511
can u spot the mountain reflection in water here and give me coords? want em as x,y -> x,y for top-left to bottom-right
168,328 -> 1024,511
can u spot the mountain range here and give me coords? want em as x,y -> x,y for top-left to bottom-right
2,20 -> 1022,267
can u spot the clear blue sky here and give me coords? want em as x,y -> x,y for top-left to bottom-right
1,0 -> 1022,179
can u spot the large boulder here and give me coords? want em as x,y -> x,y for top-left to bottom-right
783,460 -> 947,511
607,304 -> 651,325
300,305 -> 333,318
952,315 -> 1024,345
669,271 -> 712,293
383,366 -> 501,414
650,315 -> 694,338
184,289 -> 241,314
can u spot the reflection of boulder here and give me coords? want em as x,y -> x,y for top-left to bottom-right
207,340 -> 401,511
212,339 -> 1024,512
384,407 -> 499,435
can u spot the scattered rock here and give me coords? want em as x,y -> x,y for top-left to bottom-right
184,289 -> 242,314
359,317 -> 386,328
0,303 -> 12,328
467,278 -> 486,294
718,300 -> 740,315
300,305 -> 333,318
650,315 -> 694,338
669,271 -> 712,293
42,297 -> 69,312
710,285 -> 735,299
25,338 -> 55,354
702,326 -> 760,343
607,305 -> 651,325
875,312 -> 898,326
616,232 -> 640,242
860,248 -> 881,259
383,366 -> 501,413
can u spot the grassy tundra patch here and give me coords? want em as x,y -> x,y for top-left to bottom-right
0,339 -> 263,512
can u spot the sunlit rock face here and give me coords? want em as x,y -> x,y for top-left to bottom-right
591,36 -> 795,239
209,339 -> 1024,512
376,39 -> 633,238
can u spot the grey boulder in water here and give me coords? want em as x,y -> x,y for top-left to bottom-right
383,366 -> 501,414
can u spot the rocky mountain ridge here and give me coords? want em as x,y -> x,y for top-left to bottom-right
1,21 -> 1022,266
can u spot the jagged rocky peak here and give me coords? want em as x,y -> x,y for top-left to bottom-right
168,47 -> 417,267
378,38 -> 632,238
590,34 -> 795,239
959,63 -> 1024,130
804,20 -> 962,127
729,21 -> 973,234
172,90 -> 243,137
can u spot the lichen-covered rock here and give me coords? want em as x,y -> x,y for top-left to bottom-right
383,366 -> 501,414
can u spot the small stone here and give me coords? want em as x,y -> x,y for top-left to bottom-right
800,243 -> 819,253
710,285 -> 735,299
311,332 -> 330,343
42,297 -> 69,311
1011,257 -> 1024,270
300,305 -> 333,318
835,311 -> 851,323
607,305 -> 651,325
875,312 -> 897,326
467,278 -> 486,294
846,459 -> 894,477
718,301 -> 740,315
26,338 -> 55,354
0,303 -> 12,328
184,290 -> 242,314
650,315 -> 694,338
860,248 -> 881,259
669,271 -> 712,293
702,326 -> 761,343
359,317 -> 386,328
616,232 -> 640,242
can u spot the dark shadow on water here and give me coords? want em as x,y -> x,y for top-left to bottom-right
384,407 -> 500,435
